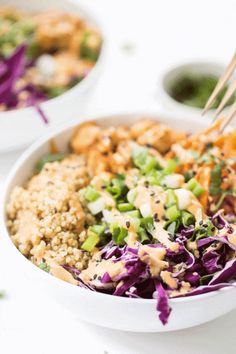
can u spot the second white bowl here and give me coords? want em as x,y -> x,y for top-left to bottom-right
0,0 -> 106,153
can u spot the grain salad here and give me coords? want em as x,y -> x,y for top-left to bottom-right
0,7 -> 102,118
6,118 -> 236,325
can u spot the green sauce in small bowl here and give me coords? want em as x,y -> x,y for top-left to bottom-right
169,75 -> 235,109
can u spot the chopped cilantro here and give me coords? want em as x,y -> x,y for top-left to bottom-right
209,161 -> 225,196
39,261 -> 50,273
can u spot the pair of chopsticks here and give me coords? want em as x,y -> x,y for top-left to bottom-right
203,52 -> 236,132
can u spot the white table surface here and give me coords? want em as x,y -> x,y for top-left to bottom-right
0,0 -> 236,353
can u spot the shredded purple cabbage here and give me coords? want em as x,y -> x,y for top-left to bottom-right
155,282 -> 172,325
62,212 -> 236,326
0,44 -> 49,123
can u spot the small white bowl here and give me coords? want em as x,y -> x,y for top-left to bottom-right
1,111 -> 236,332
0,0 -> 106,153
157,61 -> 233,119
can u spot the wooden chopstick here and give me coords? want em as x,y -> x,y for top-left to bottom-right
213,75 -> 236,120
219,100 -> 236,132
202,52 -> 236,115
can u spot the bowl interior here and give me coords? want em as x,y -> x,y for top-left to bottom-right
3,112 -> 207,198
162,61 -> 225,99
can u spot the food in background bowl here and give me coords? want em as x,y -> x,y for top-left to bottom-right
0,7 -> 102,118
6,116 -> 236,326
169,74 -> 235,109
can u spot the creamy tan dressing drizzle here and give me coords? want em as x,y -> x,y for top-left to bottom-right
80,258 -> 125,283
49,263 -> 78,285
160,270 -> 178,289
138,245 -> 168,277
228,233 -> 236,247
152,223 -> 180,252
91,173 -> 112,189
134,185 -> 166,219
221,225 -> 236,247
170,281 -> 191,297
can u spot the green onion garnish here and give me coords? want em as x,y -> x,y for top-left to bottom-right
110,224 -> 128,246
124,210 -> 141,219
138,227 -> 150,244
166,189 -> 178,208
117,203 -> 134,212
181,211 -> 195,227
107,175 -> 128,200
84,186 -> 100,202
166,205 -> 180,221
132,144 -> 161,173
81,232 -> 100,252
140,216 -> 154,232
39,261 -> 50,273
163,159 -> 177,174
187,178 -> 204,197
127,189 -> 138,204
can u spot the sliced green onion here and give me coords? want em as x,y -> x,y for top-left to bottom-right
181,211 -> 195,227
84,185 -> 100,202
140,216 -> 154,232
87,197 -> 104,215
163,159 -> 177,174
81,232 -> 100,252
166,189 -> 178,208
164,219 -> 181,234
138,227 -> 150,244
187,178 -> 198,190
187,178 -> 204,197
146,170 -> 162,186
107,175 -> 128,200
89,224 -> 106,235
110,224 -> 128,246
142,155 -> 159,173
192,184 -> 205,197
124,210 -> 141,219
117,203 -> 134,212
166,205 -> 180,221
166,221 -> 176,235
131,143 -> 161,173
127,189 -> 138,204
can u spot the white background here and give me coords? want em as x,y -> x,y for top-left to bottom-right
0,0 -> 236,353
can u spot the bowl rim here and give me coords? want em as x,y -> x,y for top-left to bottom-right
0,0 -> 107,153
1,110 -> 236,306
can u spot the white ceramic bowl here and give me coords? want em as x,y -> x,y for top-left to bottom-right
1,112 -> 236,332
157,61 -> 234,120
0,0 -> 106,153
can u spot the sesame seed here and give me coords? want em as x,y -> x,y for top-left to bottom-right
126,221 -> 131,228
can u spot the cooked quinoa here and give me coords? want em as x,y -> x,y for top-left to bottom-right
6,118 -> 236,325
7,154 -> 91,270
